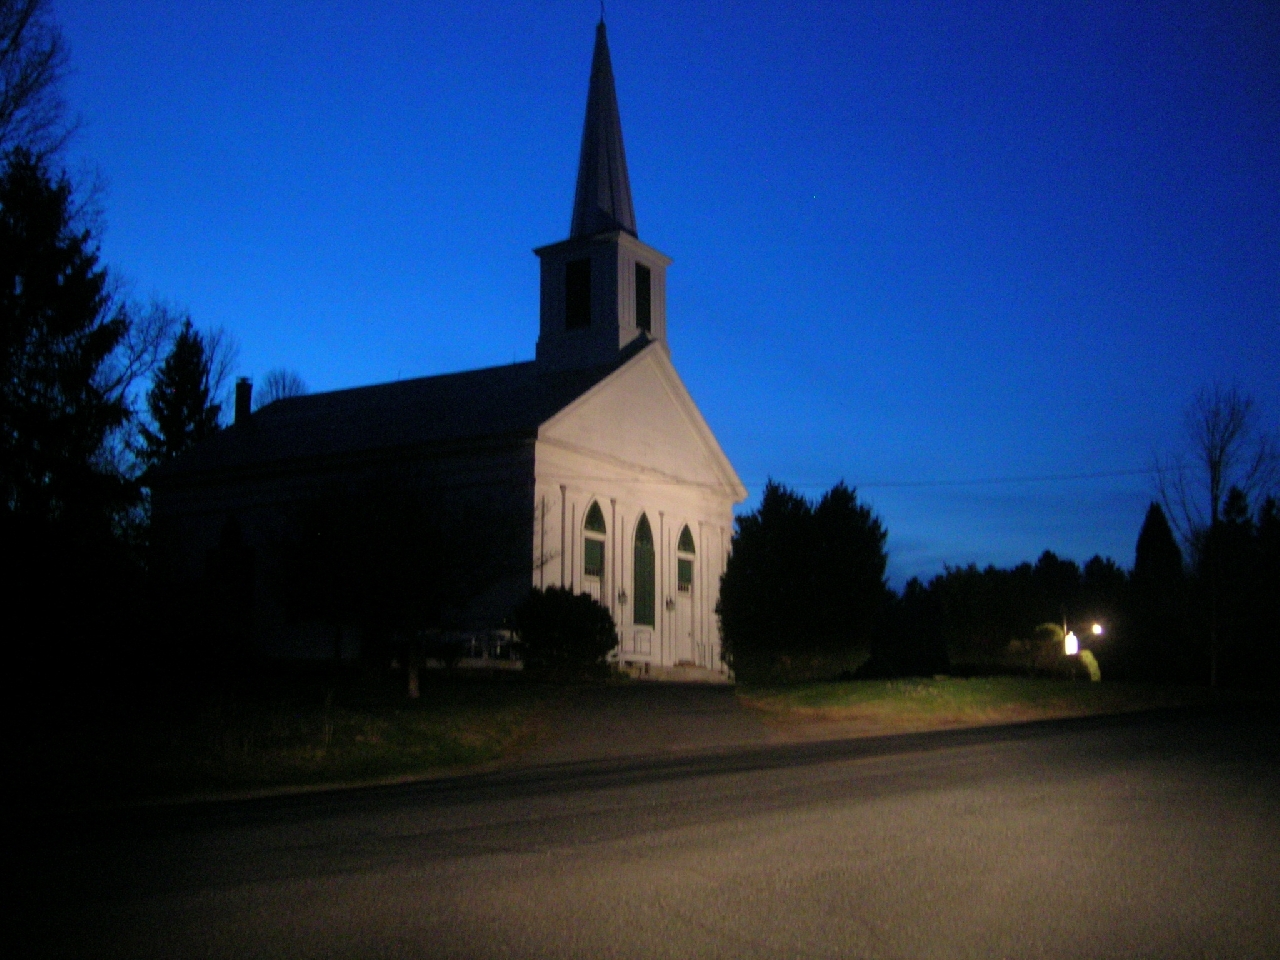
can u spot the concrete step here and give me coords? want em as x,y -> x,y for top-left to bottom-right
621,662 -> 733,684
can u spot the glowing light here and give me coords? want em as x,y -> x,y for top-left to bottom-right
1091,623 -> 1103,636
1065,631 -> 1079,656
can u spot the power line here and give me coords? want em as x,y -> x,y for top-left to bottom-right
538,467 -> 1181,493
744,467 -> 1162,490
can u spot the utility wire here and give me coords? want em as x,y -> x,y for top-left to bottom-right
745,467 -> 1163,491
538,467 -> 1178,492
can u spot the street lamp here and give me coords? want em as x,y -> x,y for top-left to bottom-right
1063,621 -> 1104,656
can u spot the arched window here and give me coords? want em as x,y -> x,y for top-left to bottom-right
633,514 -> 655,627
583,502 -> 606,579
677,525 -> 695,593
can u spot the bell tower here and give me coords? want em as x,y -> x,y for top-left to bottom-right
535,20 -> 671,371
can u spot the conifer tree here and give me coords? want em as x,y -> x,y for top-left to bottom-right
0,146 -> 128,530
1133,502 -> 1183,588
718,479 -> 892,680
1127,502 -> 1191,681
0,146 -> 141,663
140,319 -> 220,467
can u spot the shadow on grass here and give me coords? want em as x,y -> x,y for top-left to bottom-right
27,664 -> 560,807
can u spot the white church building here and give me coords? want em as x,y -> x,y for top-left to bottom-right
152,22 -> 746,676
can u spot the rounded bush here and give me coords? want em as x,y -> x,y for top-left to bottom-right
511,587 -> 618,674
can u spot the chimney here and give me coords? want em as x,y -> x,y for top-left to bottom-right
235,377 -> 252,425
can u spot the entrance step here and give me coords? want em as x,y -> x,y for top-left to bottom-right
619,662 -> 733,684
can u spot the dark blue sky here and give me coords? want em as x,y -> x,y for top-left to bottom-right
59,1 -> 1278,585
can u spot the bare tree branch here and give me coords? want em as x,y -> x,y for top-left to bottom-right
204,326 -> 241,420
92,299 -> 184,480
0,0 -> 73,157
95,300 -> 183,402
255,368 -> 308,410
92,303 -> 241,475
1158,383 -> 1280,551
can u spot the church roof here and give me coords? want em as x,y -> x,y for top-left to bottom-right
570,20 -> 636,239
155,347 -> 643,481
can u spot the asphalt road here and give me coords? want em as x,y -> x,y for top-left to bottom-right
24,704 -> 1280,959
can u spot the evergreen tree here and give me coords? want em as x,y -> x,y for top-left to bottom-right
813,481 -> 891,647
719,480 -> 891,680
871,576 -> 949,678
1133,502 -> 1183,587
1030,550 -> 1082,624
1255,499 -> 1280,688
140,318 -> 220,466
1126,502 -> 1190,681
0,147 -> 144,666
1079,554 -> 1127,671
0,147 -> 129,531
1209,487 -> 1265,687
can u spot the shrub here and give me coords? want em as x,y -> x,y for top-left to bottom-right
511,587 -> 617,674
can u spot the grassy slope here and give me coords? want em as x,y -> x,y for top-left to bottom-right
738,677 -> 1228,734
50,674 -> 555,804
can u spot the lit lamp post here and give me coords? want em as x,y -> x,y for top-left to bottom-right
1064,622 -> 1103,657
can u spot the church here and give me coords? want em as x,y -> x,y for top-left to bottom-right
151,22 -> 746,677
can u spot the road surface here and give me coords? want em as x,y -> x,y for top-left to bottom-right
24,704 -> 1280,959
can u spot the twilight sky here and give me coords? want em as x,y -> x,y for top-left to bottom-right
58,0 -> 1278,586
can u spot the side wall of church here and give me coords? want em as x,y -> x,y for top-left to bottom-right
151,439 -> 537,660
532,439 -> 735,674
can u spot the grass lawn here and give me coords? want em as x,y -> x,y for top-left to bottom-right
47,672 -> 557,805
737,676 -> 1231,736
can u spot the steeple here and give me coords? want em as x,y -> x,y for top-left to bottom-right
535,22 -> 670,372
570,20 -> 636,238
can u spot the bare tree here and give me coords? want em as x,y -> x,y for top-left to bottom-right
0,0 -> 72,156
254,368 -> 307,410
96,300 -> 182,404
204,326 -> 241,418
1157,384 -> 1278,548
92,299 -> 182,486
1156,384 -> 1278,687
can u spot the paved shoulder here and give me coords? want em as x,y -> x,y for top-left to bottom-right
519,682 -> 772,764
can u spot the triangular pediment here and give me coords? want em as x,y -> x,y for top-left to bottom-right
538,344 -> 746,501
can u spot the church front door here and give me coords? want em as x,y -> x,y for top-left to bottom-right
675,527 -> 696,665
674,591 -> 694,665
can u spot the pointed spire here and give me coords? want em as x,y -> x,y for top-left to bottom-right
570,20 -> 637,238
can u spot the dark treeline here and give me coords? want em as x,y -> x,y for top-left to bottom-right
1195,490 -> 1280,687
888,550 -> 1126,679
718,480 -> 1280,689
906,547 -> 1126,675
908,493 -> 1279,686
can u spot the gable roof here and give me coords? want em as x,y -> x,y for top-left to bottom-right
153,348 -> 643,481
540,343 -> 748,502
